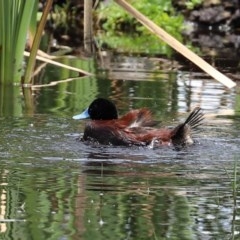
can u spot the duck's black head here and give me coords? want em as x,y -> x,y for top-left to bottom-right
88,98 -> 118,120
73,98 -> 118,120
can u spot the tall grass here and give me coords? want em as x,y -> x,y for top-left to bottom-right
0,0 -> 37,84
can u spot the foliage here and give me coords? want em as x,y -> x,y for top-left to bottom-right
98,31 -> 176,55
185,0 -> 202,10
96,0 -> 184,54
0,0 -> 38,84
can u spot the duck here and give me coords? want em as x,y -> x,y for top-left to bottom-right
73,98 -> 204,148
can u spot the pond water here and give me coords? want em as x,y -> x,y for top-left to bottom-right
0,52 -> 240,240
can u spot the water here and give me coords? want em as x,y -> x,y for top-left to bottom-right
0,54 -> 240,239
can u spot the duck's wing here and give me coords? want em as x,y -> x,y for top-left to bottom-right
82,120 -> 146,146
120,109 -> 158,128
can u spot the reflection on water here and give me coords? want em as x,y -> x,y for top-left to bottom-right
0,114 -> 240,239
0,54 -> 240,239
177,72 -> 235,112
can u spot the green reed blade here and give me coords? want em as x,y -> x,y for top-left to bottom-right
14,0 -> 35,82
0,0 -> 37,84
0,0 -> 6,82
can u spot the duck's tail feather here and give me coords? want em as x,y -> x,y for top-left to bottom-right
171,107 -> 204,147
183,107 -> 204,130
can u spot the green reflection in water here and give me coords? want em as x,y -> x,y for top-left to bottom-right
35,76 -> 99,115
34,56 -> 98,115
0,113 -> 239,239
0,161 -> 80,240
0,55 -> 179,119
34,73 -> 178,118
0,56 -> 99,118
0,163 -> 197,239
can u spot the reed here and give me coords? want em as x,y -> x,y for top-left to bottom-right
24,0 -> 53,85
0,0 -> 37,84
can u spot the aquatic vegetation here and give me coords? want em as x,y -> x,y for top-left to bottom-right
0,0 -> 37,84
